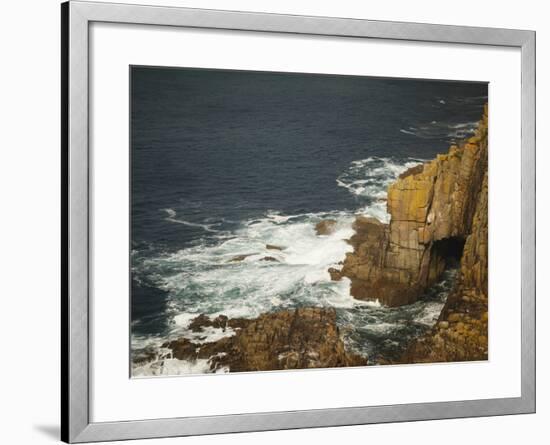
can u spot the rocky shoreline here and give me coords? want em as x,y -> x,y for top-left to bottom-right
133,105 -> 489,374
157,308 -> 367,373
338,104 -> 489,363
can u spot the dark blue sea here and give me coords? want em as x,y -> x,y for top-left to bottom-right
130,67 -> 487,375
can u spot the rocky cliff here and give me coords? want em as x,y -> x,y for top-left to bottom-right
400,167 -> 488,363
336,105 -> 488,308
138,107 -> 490,374
162,308 -> 367,372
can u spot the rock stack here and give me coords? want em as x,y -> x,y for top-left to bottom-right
336,104 -> 488,307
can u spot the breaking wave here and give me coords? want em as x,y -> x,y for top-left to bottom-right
162,208 -> 218,232
336,157 -> 424,222
131,155 -> 456,372
400,120 -> 479,142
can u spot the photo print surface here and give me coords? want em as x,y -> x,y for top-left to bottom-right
130,67 -> 488,377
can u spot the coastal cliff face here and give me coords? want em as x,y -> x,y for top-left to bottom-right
338,105 -> 488,307
400,168 -> 488,363
162,308 -> 367,372
134,106 -> 489,375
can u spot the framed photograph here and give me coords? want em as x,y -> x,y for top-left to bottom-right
62,1 -> 535,442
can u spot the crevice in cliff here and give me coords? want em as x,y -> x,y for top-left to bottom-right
423,236 -> 465,288
431,236 -> 465,269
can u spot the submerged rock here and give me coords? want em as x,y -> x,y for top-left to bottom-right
315,219 -> 337,235
260,256 -> 279,262
266,244 -> 283,251
339,105 -> 488,307
164,308 -> 367,373
162,337 -> 197,360
328,267 -> 343,281
132,345 -> 159,366
228,253 -> 255,262
188,314 -> 229,332
188,314 -> 211,332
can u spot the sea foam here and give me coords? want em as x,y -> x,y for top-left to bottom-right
132,156 -> 457,373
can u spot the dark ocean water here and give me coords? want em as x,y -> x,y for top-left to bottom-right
130,67 -> 487,375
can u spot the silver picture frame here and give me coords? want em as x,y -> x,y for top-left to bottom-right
61,1 -> 536,442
